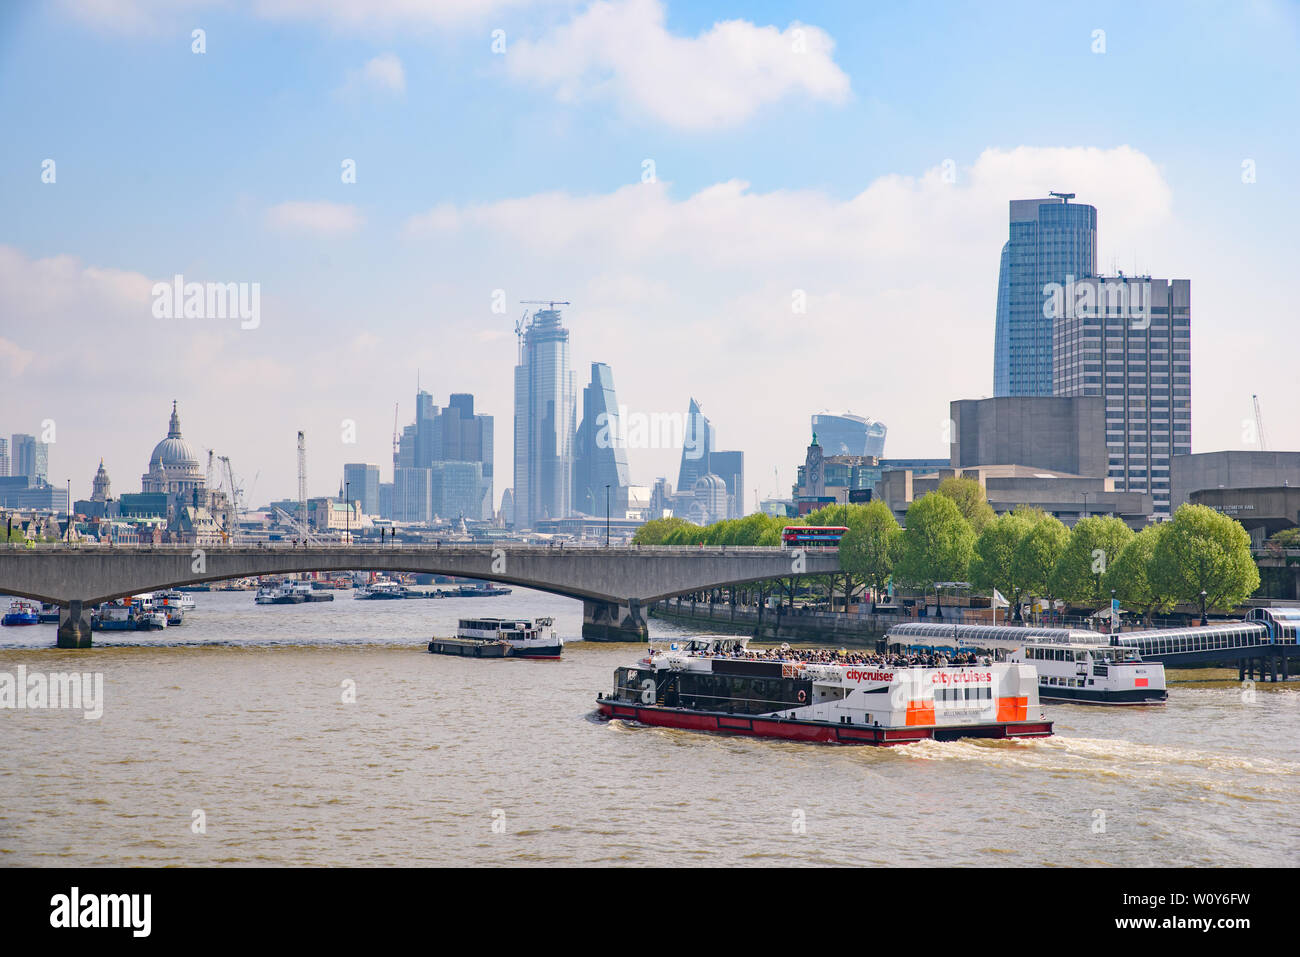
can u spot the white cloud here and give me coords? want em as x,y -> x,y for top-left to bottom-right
402,145 -> 1178,491
59,0 -> 561,33
266,200 -> 364,236
506,0 -> 850,129
340,52 -> 406,98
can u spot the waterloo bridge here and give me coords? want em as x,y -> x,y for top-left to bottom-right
0,543 -> 842,648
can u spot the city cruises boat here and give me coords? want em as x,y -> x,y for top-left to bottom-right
289,582 -> 334,602
437,617 -> 563,659
2,599 -> 41,626
596,636 -> 1052,746
255,582 -> 306,605
355,580 -> 409,600
1008,641 -> 1167,704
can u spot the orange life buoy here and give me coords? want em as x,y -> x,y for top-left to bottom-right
797,690 -> 806,703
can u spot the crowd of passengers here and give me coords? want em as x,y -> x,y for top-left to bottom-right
655,644 -> 1004,667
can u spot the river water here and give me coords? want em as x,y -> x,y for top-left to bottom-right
1,589 -> 1297,867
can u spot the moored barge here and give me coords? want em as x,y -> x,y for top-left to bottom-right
596,636 -> 1052,746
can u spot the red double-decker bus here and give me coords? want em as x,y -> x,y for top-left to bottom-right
780,525 -> 848,547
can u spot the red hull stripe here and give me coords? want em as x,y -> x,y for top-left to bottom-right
596,701 -> 1052,746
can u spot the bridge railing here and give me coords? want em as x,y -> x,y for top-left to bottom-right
1,541 -> 836,556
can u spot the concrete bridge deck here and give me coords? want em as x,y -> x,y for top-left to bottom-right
0,543 -> 841,647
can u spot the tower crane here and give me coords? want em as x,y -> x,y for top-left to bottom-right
1253,395 -> 1268,451
217,455 -> 244,543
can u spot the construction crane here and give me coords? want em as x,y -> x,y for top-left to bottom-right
519,299 -> 570,310
392,403 -> 400,465
1253,394 -> 1268,451
297,431 -> 311,542
217,455 -> 244,543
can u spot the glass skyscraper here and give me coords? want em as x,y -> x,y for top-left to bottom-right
675,398 -> 715,494
513,307 -> 576,529
993,195 -> 1097,396
573,362 -> 631,516
810,413 -> 886,458
342,463 -> 380,516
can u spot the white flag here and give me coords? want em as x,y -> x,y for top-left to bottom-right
992,589 -> 1009,608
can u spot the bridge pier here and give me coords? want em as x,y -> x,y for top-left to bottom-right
56,600 -> 92,649
582,599 -> 648,642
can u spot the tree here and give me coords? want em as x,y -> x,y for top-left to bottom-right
1151,504 -> 1260,611
838,500 -> 903,603
936,477 -> 995,534
895,493 -> 974,588
1268,527 -> 1300,547
633,517 -> 691,545
1010,514 -> 1069,612
969,511 -> 1034,618
1104,523 -> 1177,624
1050,516 -> 1135,606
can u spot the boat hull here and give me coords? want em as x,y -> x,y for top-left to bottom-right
510,644 -> 564,660
596,700 -> 1053,746
2,615 -> 40,626
428,638 -> 510,658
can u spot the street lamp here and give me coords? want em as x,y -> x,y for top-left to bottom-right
344,481 -> 350,544
934,582 -> 942,620
605,484 -> 611,547
1199,589 -> 1208,627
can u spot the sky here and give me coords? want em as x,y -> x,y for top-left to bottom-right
2,0 -> 1298,510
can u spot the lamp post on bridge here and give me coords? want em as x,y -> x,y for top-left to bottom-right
605,484 -> 610,547
344,481 -> 350,545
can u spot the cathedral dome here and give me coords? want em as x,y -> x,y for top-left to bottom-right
149,401 -> 200,468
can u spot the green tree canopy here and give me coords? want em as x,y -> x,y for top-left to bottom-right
1150,504 -> 1260,610
935,477 -> 995,534
1010,513 -> 1069,603
969,510 -> 1034,608
1050,515 -> 1135,606
837,500 -> 903,595
895,492 -> 974,587
1104,523 -> 1178,622
633,516 -> 693,545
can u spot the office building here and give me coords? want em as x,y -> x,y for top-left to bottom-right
675,398 -> 715,494
811,413 -> 887,458
392,467 -> 433,524
513,307 -> 576,529
572,362 -> 631,516
706,450 -> 745,519
1053,275 -> 1191,518
993,194 -> 1097,396
0,438 -> 8,477
11,433 -> 49,486
343,463 -> 380,516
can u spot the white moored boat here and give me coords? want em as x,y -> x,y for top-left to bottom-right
1008,641 -> 1166,704
597,636 -> 1051,746
438,617 -> 563,659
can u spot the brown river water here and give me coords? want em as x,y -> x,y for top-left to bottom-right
1,589 -> 1297,867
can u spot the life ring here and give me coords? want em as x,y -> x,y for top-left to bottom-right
797,690 -> 807,703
